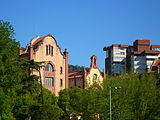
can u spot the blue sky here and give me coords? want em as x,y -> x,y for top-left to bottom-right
1,0 -> 160,70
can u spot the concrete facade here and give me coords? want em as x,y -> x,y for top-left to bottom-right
20,34 -> 68,95
103,45 -> 128,75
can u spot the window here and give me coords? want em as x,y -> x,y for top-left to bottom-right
147,62 -> 152,66
60,67 -> 63,74
120,47 -> 125,50
60,79 -> 63,87
93,74 -> 97,80
114,47 -> 119,49
46,45 -> 53,56
49,45 -> 51,54
45,64 -> 54,72
114,52 -> 125,55
51,46 -> 53,56
45,77 -> 54,86
46,46 -> 48,55
152,48 -> 160,51
134,57 -> 138,61
114,57 -> 125,60
120,52 -> 125,55
146,58 -> 155,61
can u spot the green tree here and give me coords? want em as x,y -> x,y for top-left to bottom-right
102,73 -> 160,120
0,20 -> 23,120
13,81 -> 63,120
0,20 -> 19,59
21,59 -> 44,104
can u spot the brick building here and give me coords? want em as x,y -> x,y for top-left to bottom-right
68,55 -> 105,89
19,34 -> 68,95
103,40 -> 160,75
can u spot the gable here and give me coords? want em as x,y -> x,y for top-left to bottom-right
31,34 -> 64,56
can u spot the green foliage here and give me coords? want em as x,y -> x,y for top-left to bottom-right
58,73 -> 160,120
0,20 -> 19,59
58,87 -> 102,120
0,87 -> 15,120
102,73 -> 160,120
0,20 -> 23,120
68,64 -> 85,72
30,104 -> 63,120
12,81 -> 63,120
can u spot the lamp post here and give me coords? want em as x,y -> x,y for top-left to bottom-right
109,87 -> 121,120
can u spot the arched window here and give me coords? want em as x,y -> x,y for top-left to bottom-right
93,74 -> 97,80
45,64 -> 54,72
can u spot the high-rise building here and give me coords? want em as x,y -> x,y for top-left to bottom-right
103,45 -> 128,75
103,40 -> 160,75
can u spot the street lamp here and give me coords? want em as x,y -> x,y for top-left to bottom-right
109,87 -> 121,120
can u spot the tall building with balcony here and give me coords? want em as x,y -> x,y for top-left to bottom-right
103,45 -> 128,75
103,40 -> 160,75
19,34 -> 68,95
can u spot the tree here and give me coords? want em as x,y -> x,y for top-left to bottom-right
102,73 -> 160,120
21,59 -> 44,104
12,81 -> 63,120
0,20 -> 19,59
68,64 -> 85,72
30,104 -> 63,120
58,87 -> 102,120
0,20 -> 22,120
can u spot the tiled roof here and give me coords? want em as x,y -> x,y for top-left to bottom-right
31,34 -> 52,46
68,71 -> 84,79
151,45 -> 160,48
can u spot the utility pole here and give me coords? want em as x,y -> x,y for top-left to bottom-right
109,87 -> 112,120
109,87 -> 121,120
